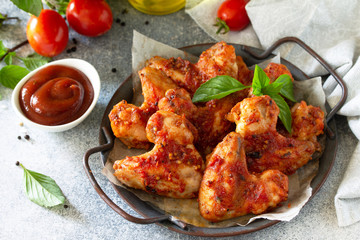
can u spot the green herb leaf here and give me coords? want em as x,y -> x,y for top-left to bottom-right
20,163 -> 65,207
0,65 -> 29,89
10,0 -> 43,16
4,52 -> 16,65
262,80 -> 284,96
0,40 -> 8,59
268,94 -> 292,133
214,17 -> 230,34
273,74 -> 296,102
44,0 -> 70,15
192,75 -> 251,102
19,53 -> 51,71
252,65 -> 270,96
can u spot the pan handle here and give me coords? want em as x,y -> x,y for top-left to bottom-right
242,36 -> 348,134
83,127 -> 172,225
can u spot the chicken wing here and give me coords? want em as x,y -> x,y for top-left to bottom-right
109,67 -> 178,149
289,101 -> 325,151
196,41 -> 238,81
113,110 -> 204,198
146,56 -> 203,95
199,132 -> 288,222
108,101 -> 152,149
264,62 -> 294,83
227,95 -> 317,175
158,87 -> 247,155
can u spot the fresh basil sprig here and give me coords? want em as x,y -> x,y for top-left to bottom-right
252,65 -> 295,133
192,64 -> 296,133
19,163 -> 65,207
192,75 -> 251,102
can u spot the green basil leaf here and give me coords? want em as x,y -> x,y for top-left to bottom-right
4,51 -> 16,65
252,65 -> 270,96
269,93 -> 292,133
273,74 -> 296,102
19,53 -> 51,71
0,40 -> 8,59
20,164 -> 65,207
0,65 -> 29,89
262,81 -> 284,96
192,75 -> 250,102
10,0 -> 43,16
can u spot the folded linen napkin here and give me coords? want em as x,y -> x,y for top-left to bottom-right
186,0 -> 360,227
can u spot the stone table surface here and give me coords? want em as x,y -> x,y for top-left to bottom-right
0,0 -> 359,239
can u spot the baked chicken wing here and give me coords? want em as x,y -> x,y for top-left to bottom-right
199,132 -> 288,222
227,95 -> 318,175
113,110 -> 204,198
109,67 -> 178,149
158,87 -> 247,155
289,101 -> 325,151
196,41 -> 238,81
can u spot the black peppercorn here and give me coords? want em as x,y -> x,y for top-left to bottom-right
111,68 -> 117,73
17,136 -> 21,140
15,161 -> 20,166
71,46 -> 77,52
24,135 -> 30,140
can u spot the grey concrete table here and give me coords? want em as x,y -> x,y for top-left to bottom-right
0,0 -> 359,239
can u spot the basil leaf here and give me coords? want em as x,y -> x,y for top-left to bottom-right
19,53 -> 51,71
269,94 -> 292,133
252,65 -> 270,96
262,81 -> 284,96
20,163 -> 65,207
192,75 -> 250,102
4,51 -> 16,65
0,65 -> 29,89
10,0 -> 43,16
0,40 -> 8,58
273,74 -> 296,102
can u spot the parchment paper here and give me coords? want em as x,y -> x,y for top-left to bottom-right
102,31 -> 326,228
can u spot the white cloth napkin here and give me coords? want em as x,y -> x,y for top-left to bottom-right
186,0 -> 360,227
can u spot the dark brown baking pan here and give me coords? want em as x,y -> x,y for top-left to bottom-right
83,37 -> 347,237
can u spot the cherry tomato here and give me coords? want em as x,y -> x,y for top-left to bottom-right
66,0 -> 113,37
216,0 -> 250,33
26,9 -> 69,57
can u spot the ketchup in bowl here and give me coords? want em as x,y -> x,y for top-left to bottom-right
19,65 -> 94,126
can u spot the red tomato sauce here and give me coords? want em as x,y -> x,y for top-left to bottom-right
19,65 -> 94,126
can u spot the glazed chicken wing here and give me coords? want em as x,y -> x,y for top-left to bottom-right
158,88 -> 247,155
109,67 -> 178,148
108,100 -> 152,149
199,132 -> 288,222
290,101 -> 325,151
146,56 -> 203,95
113,110 -> 204,198
196,41 -> 238,81
264,62 -> 294,83
227,95 -> 318,175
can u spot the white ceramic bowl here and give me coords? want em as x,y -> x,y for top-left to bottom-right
11,58 -> 100,132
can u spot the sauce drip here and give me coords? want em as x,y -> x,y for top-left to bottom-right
19,65 -> 94,126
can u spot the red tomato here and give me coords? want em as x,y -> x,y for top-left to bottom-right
26,9 -> 69,57
66,0 -> 113,37
217,0 -> 250,32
